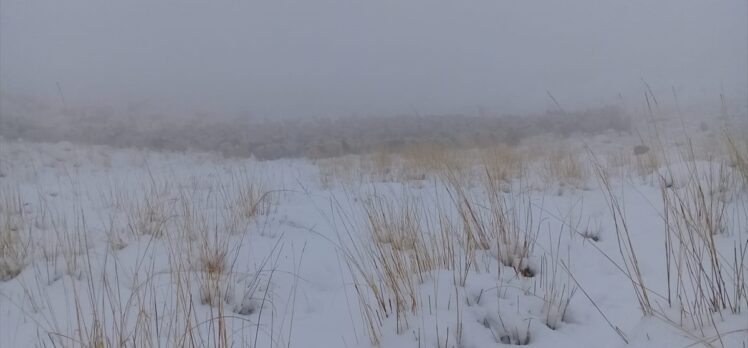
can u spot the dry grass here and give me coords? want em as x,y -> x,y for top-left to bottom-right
660,157 -> 745,331
635,150 -> 661,177
228,169 -> 277,220
724,132 -> 748,189
337,167 -> 543,346
444,168 -> 538,277
478,144 -> 525,183
398,142 -> 462,179
125,181 -> 174,238
341,191 -> 452,340
604,149 -> 636,178
4,170 -> 285,347
3,110 -> 744,347
542,145 -> 588,188
591,152 -> 654,316
317,155 -> 363,189
590,132 -> 748,345
0,188 -> 31,280
537,234 -> 576,330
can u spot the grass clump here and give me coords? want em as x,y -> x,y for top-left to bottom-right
0,189 -> 30,280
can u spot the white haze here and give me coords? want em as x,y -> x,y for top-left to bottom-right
1,0 -> 746,117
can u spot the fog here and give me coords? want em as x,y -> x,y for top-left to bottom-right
2,0 -> 746,117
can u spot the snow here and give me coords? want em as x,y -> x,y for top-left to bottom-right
0,133 -> 745,348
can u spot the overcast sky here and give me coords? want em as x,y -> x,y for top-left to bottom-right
1,0 -> 746,117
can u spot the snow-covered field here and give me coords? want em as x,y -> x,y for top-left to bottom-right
0,121 -> 745,347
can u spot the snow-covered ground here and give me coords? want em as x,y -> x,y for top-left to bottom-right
0,125 -> 745,347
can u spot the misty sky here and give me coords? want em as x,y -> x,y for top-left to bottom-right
1,0 -> 746,117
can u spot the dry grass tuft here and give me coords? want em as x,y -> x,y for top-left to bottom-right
126,182 -> 174,238
338,165 -> 544,345
542,146 -> 588,188
0,189 -> 30,280
445,168 -> 539,276
724,132 -> 748,188
14,169 -> 284,348
590,133 -> 748,344
479,144 -> 525,183
660,156 -> 745,332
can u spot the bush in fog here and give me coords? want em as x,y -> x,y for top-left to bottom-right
0,95 -> 633,160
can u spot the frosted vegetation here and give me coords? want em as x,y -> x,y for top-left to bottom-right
1,97 -> 631,159
0,100 -> 746,347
